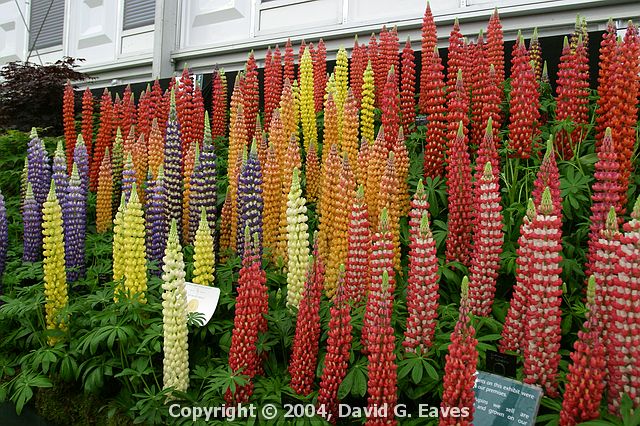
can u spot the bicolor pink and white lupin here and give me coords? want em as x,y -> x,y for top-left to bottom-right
608,196 -> 640,412
523,188 -> 563,397
468,162 -> 504,316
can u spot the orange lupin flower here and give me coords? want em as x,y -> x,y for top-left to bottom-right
342,90 -> 360,178
393,127 -> 410,216
262,143 -> 280,257
325,155 -> 356,298
63,81 -> 77,173
96,147 -> 113,233
323,93 -> 339,151
147,118 -> 163,178
181,141 -> 197,243
305,138 -> 321,203
366,128 -> 388,229
123,125 -> 135,157
276,135 -> 302,264
269,109 -> 288,175
378,151 -> 401,271
356,137 -> 370,188
132,134 -> 148,202
318,144 -> 341,263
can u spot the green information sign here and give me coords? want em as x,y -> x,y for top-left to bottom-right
473,371 -> 542,426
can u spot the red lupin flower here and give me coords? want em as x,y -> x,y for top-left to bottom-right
317,267 -> 353,425
226,231 -> 268,404
440,277 -> 477,426
418,2 -> 437,113
500,198 -> 536,354
63,81 -> 77,172
446,19 -> 465,92
80,88 -> 94,161
445,122 -> 473,266
289,241 -> 324,396
365,270 -> 398,426
400,38 -> 416,134
486,8 -> 505,88
211,68 -> 228,139
284,39 -> 295,86
243,52 -> 259,142
507,34 -> 540,159
422,46 -> 448,178
381,67 -> 399,151
559,276 -> 607,426
313,40 -> 327,113
89,89 -> 113,191
554,36 -> 589,158
350,37 -> 367,107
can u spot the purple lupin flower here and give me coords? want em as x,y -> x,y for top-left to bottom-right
0,189 -> 8,289
236,140 -> 263,256
52,140 -> 69,218
20,158 -> 28,208
163,88 -> 184,238
65,163 -> 86,281
146,165 -> 168,275
26,128 -> 51,260
121,151 -> 136,202
73,135 -> 89,196
189,111 -> 218,243
23,183 -> 41,262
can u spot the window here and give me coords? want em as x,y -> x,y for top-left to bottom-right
123,0 -> 155,31
29,0 -> 65,50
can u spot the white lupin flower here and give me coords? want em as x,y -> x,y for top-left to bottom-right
161,219 -> 189,393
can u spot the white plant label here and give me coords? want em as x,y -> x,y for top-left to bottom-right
184,282 -> 221,326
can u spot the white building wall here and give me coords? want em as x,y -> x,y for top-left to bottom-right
0,0 -> 639,87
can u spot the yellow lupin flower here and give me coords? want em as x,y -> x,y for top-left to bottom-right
162,219 -> 189,393
120,183 -> 147,303
360,61 -> 376,143
286,168 -> 309,308
334,47 -> 349,143
276,134 -> 301,265
192,207 -> 215,286
96,147 -> 113,233
325,154 -> 356,298
299,47 -> 317,151
113,193 -> 126,287
342,89 -> 360,178
42,181 -> 68,345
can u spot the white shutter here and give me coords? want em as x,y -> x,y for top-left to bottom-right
123,0 -> 156,30
29,0 -> 65,50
